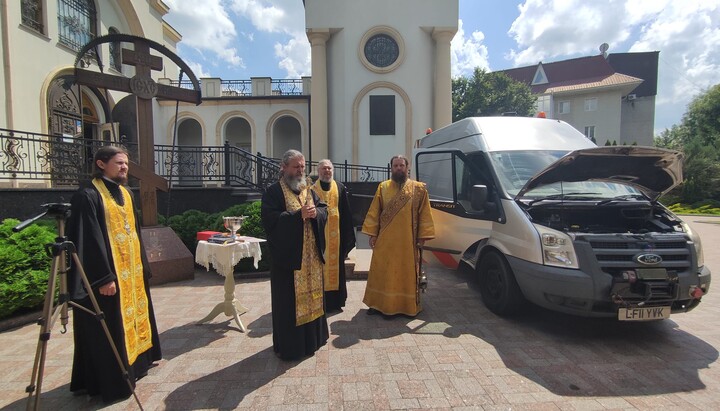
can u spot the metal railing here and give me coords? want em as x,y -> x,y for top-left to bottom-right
1,129 -> 389,190
0,128 -> 136,186
222,80 -> 252,96
170,80 -> 194,90
272,79 -> 304,95
169,79 -> 305,96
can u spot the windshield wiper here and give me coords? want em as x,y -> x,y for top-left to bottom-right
526,192 -> 601,206
596,194 -> 648,206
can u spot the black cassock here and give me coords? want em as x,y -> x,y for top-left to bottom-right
318,180 -> 357,312
66,178 -> 162,403
261,182 -> 329,360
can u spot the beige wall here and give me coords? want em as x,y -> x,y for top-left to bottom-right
620,96 -> 655,146
306,0 -> 457,166
1,0 -> 177,133
157,98 -> 309,158
553,89 -> 624,145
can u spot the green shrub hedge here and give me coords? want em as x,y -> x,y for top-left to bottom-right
0,219 -> 57,320
164,201 -> 270,271
667,203 -> 720,215
0,201 -> 269,320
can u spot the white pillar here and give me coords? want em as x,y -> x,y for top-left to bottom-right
432,28 -> 457,129
306,29 -> 330,163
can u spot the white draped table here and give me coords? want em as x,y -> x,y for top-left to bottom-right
195,236 -> 265,332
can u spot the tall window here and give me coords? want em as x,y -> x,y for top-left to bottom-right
536,95 -> 551,116
21,0 -> 44,33
108,27 -> 121,72
58,0 -> 97,52
584,126 -> 595,139
558,101 -> 570,115
584,97 -> 598,112
369,95 -> 395,135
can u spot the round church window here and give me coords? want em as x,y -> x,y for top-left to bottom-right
364,34 -> 400,68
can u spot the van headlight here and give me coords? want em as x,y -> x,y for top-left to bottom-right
534,224 -> 578,269
681,221 -> 705,268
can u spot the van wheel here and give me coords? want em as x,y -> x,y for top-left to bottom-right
477,251 -> 524,315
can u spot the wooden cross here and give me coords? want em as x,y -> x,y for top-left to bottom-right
75,36 -> 201,226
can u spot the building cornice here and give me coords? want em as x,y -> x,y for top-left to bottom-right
151,0 -> 170,15
163,21 -> 181,43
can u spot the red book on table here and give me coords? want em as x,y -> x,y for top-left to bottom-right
197,231 -> 221,241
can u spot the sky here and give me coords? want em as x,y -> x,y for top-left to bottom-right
163,0 -> 720,135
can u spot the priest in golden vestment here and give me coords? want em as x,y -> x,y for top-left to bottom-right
67,146 -> 161,403
312,159 -> 356,313
261,149 -> 329,360
362,155 -> 435,316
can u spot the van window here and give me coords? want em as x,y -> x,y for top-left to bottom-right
489,150 -> 566,195
416,152 -> 454,201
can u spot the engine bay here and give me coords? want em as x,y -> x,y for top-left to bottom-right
523,201 -> 684,234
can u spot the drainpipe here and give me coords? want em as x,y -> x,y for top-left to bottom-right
308,95 -> 312,165
1,1 -> 17,188
1,0 -> 13,129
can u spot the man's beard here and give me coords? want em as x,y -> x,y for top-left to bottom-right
319,174 -> 333,183
111,175 -> 128,185
391,170 -> 407,183
284,173 -> 305,192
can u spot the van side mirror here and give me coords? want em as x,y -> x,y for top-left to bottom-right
470,185 -> 488,211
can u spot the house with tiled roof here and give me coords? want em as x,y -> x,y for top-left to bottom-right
499,50 -> 659,146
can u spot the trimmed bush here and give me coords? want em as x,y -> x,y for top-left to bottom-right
166,209 -> 217,252
0,218 -> 57,319
668,203 -> 720,215
165,201 -> 270,272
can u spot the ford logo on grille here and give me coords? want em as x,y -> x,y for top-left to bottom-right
636,253 -> 662,265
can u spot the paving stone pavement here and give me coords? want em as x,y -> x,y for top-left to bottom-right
1,216 -> 719,410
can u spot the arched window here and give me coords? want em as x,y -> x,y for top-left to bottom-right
57,0 -> 97,52
108,27 -> 121,72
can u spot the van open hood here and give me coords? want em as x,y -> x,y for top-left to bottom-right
517,146 -> 683,201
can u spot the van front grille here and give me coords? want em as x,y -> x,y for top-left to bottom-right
583,234 -> 692,278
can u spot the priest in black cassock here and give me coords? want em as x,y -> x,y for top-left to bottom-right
66,146 -> 161,403
261,149 -> 329,360
312,159 -> 356,312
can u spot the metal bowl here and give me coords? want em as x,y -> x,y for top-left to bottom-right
223,216 -> 246,238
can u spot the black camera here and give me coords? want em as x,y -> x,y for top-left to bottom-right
13,202 -> 71,233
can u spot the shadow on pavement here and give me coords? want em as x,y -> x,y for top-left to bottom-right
162,347 -> 292,410
331,264 -> 717,398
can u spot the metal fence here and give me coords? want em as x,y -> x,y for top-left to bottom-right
169,79 -> 304,96
1,129 -> 389,190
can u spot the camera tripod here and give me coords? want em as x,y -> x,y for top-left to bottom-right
15,203 -> 143,410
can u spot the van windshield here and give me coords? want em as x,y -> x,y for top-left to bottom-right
488,150 -> 644,199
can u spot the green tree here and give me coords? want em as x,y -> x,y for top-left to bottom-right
684,83 -> 720,149
655,84 -> 720,203
452,68 -> 536,122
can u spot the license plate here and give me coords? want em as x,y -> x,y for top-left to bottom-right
618,306 -> 670,321
636,268 -> 668,280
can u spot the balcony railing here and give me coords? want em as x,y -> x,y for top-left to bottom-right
168,78 -> 305,97
272,79 -> 303,95
222,80 -> 251,96
0,129 -> 389,190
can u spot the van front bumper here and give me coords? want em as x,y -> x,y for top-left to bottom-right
506,255 -> 711,317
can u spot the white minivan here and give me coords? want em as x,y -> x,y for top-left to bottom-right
415,116 -> 711,320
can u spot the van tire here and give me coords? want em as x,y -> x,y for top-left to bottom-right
477,251 -> 524,315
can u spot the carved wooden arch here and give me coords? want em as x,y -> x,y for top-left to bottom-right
266,109 -> 306,157
216,110 -> 257,150
352,81 -> 413,165
72,34 -> 200,226
73,33 -> 201,100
